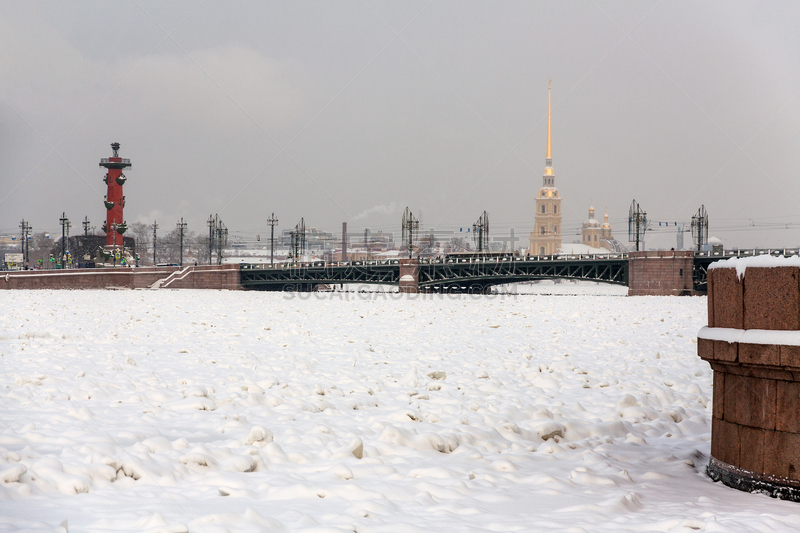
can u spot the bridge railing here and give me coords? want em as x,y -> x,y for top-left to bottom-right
695,248 -> 800,258
240,259 -> 403,270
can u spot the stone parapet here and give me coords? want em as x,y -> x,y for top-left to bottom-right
700,256 -> 800,501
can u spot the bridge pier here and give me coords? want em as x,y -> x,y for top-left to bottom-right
627,250 -> 695,296
399,259 -> 419,294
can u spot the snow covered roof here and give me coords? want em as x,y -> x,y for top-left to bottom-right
559,243 -> 610,255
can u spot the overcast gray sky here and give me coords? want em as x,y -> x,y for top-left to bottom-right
1,1 -> 799,249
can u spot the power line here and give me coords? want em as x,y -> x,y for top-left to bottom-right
401,207 -> 419,259
628,200 -> 647,251
691,205 -> 709,251
289,218 -> 306,261
472,211 -> 489,252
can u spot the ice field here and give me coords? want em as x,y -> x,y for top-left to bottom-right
2,286 -> 800,532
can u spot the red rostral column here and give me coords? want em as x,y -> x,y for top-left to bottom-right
99,143 -> 132,248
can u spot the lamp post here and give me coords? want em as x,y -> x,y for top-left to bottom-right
267,213 -> 278,266
152,221 -> 158,266
177,217 -> 187,267
59,212 -> 70,269
18,220 -> 31,269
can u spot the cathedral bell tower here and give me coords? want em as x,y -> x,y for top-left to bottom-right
530,81 -> 562,256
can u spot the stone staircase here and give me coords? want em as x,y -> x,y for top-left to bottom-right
150,266 -> 192,289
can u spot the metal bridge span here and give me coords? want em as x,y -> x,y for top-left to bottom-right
239,249 -> 800,293
239,249 -> 798,292
241,254 -> 629,292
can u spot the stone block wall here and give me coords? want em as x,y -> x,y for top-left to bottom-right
0,265 -> 241,291
628,250 -> 695,296
699,257 -> 800,500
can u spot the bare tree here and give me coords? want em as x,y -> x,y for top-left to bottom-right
157,228 -> 200,265
30,232 -> 53,252
190,233 -> 209,265
158,228 -> 179,264
130,222 -> 150,265
28,232 -> 55,266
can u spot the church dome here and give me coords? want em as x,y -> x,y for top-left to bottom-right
602,210 -> 611,229
583,204 -> 600,227
584,218 -> 600,228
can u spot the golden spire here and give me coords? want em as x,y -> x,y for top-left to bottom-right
546,80 -> 551,160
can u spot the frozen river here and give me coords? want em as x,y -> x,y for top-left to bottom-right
1,287 -> 799,532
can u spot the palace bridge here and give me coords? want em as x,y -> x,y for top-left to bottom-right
239,249 -> 800,295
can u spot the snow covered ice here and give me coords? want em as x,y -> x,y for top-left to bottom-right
2,287 -> 800,532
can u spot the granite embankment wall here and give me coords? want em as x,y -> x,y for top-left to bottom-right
0,265 -> 241,290
698,259 -> 800,500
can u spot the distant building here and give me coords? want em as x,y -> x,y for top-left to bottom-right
582,204 -> 601,246
577,204 -> 625,253
530,82 -> 562,256
279,226 -> 337,251
363,230 -> 394,252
